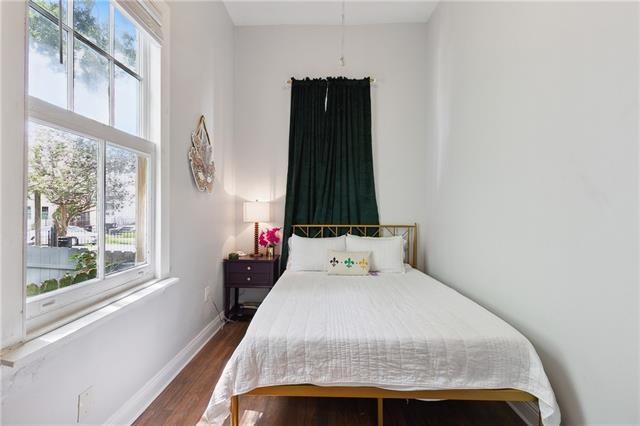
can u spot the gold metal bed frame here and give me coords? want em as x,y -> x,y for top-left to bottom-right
230,224 -> 539,426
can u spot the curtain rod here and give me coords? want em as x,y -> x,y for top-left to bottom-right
286,77 -> 376,85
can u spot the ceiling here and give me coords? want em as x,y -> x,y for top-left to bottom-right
222,1 -> 438,26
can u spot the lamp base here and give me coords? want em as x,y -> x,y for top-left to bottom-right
254,222 -> 260,257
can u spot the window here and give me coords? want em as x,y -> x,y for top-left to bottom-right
25,0 -> 160,329
28,0 -> 143,134
105,144 -> 148,274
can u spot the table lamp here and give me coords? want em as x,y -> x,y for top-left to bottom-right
243,201 -> 270,256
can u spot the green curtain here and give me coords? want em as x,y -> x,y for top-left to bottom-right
281,77 -> 379,270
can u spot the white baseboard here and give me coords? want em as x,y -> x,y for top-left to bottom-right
508,401 -> 540,425
105,317 -> 224,425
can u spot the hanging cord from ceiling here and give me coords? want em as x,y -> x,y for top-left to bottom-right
339,0 -> 345,67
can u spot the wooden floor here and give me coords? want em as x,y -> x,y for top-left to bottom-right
135,321 -> 525,426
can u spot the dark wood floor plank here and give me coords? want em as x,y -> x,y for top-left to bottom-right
134,321 -> 525,426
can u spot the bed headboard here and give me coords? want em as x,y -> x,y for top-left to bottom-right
291,224 -> 418,268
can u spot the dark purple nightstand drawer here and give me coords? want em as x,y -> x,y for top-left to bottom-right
228,272 -> 270,286
228,262 -> 272,274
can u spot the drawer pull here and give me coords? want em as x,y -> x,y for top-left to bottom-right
247,266 -> 251,271
246,277 -> 251,281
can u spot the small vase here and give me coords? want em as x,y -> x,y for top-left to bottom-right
266,246 -> 275,258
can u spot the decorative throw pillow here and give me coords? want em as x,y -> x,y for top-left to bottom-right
327,250 -> 371,275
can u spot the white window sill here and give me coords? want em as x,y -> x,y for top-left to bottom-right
0,277 -> 180,369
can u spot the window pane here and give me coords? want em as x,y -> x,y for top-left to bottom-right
105,145 -> 147,275
28,8 -> 67,108
33,0 -> 67,23
114,7 -> 138,71
114,66 -> 139,135
73,0 -> 109,52
74,37 -> 109,124
26,122 -> 98,298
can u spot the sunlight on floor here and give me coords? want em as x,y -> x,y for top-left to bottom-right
240,409 -> 264,426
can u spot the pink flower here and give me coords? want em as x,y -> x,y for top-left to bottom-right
258,230 -> 268,247
266,227 -> 281,245
259,227 -> 281,247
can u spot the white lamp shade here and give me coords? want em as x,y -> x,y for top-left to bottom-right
243,201 -> 270,223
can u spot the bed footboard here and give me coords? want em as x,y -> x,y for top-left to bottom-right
230,385 -> 539,426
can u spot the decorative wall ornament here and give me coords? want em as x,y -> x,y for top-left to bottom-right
189,115 -> 216,193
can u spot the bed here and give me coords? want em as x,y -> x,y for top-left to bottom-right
201,225 -> 560,426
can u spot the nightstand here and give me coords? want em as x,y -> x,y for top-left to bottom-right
224,255 -> 280,319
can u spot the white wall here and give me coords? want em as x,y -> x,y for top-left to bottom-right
422,2 -> 639,424
234,24 -> 429,268
1,1 -> 236,423
167,0 -> 236,348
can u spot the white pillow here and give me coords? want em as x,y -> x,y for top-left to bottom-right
345,235 -> 404,273
287,234 -> 346,271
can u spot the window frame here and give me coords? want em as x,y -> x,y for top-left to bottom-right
24,0 -> 159,334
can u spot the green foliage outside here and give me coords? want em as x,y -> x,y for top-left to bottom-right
29,0 -> 137,86
29,127 -> 136,239
27,250 -> 97,296
26,243 -> 138,297
29,128 -> 98,238
105,233 -> 135,245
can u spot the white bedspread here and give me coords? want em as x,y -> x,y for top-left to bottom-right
202,268 -> 560,425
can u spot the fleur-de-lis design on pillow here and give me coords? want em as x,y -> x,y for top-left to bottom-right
358,258 -> 368,270
344,258 -> 355,268
329,257 -> 339,267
